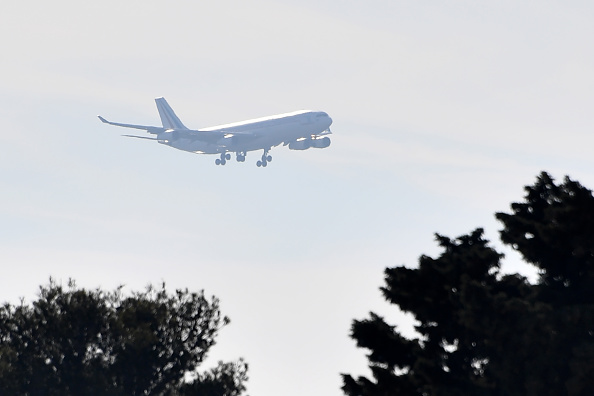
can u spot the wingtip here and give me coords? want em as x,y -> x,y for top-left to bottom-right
98,115 -> 108,123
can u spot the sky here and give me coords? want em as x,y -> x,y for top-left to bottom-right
2,1 -> 594,395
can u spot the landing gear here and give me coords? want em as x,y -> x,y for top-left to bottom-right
215,152 -> 231,166
236,151 -> 247,162
256,149 -> 272,167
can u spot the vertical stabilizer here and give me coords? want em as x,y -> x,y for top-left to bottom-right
155,97 -> 188,130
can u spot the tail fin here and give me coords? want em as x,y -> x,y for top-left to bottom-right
155,97 -> 188,130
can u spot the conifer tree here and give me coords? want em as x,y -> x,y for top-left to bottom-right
0,280 -> 248,396
343,172 -> 594,396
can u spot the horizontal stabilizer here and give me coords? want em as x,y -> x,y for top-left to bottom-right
122,134 -> 158,140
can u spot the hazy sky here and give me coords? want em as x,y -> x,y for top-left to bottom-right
2,1 -> 594,395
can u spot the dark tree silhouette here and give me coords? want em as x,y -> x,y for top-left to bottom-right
342,172 -> 594,396
0,280 -> 248,396
177,360 -> 248,396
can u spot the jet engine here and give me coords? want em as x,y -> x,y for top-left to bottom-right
312,136 -> 331,148
288,136 -> 331,150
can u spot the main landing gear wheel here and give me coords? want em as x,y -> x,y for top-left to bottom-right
236,152 -> 247,162
215,153 -> 230,166
256,149 -> 272,167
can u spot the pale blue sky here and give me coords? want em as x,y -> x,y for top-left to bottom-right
2,1 -> 594,395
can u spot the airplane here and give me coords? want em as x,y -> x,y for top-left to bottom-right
98,97 -> 333,167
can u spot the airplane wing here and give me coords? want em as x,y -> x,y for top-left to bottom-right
177,129 -> 258,145
122,134 -> 159,140
98,116 -> 165,134
282,128 -> 332,146
99,114 -> 259,145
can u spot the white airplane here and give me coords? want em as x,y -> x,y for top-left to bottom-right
98,97 -> 333,167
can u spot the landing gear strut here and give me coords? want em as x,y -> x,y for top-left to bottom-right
215,152 -> 231,165
256,149 -> 272,167
236,151 -> 247,162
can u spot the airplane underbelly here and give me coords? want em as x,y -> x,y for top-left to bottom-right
169,139 -> 221,154
234,124 -> 321,152
206,119 -> 330,153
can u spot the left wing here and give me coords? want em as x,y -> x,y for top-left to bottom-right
98,116 -> 165,134
99,114 -> 259,146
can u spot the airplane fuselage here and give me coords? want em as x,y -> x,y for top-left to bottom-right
165,110 -> 332,154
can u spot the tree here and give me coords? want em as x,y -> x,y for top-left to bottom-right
0,279 -> 248,396
177,360 -> 248,396
342,172 -> 594,396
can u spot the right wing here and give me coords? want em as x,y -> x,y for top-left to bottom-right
177,129 -> 259,145
98,116 -> 165,134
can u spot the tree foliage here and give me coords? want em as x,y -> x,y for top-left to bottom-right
342,172 -> 594,396
0,280 -> 248,396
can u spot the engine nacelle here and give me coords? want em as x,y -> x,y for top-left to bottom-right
288,137 -> 331,150
311,136 -> 331,148
289,139 -> 311,150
